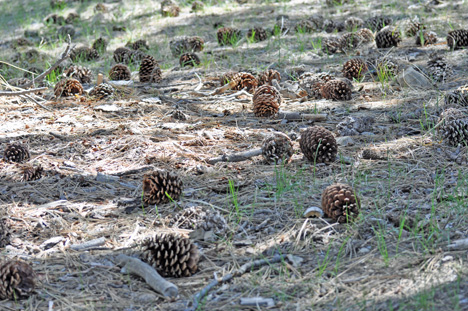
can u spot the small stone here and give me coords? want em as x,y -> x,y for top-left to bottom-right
395,67 -> 433,90
303,206 -> 324,218
336,136 -> 354,146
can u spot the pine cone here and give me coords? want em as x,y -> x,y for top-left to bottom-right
342,58 -> 368,80
0,260 -> 35,300
65,12 -> 79,24
361,148 -> 385,160
262,132 -> 293,164
321,79 -> 352,101
139,55 -> 162,83
404,18 -> 425,36
179,53 -> 200,67
92,37 -> 108,53
0,218 -> 10,248
340,32 -> 364,51
357,28 -> 374,43
140,233 -> 199,277
229,72 -> 258,92
63,65 -> 92,84
322,183 -> 360,223
191,1 -> 204,11
217,27 -> 241,46
247,27 -> 268,42
299,126 -> 337,164
344,17 -> 363,31
142,170 -> 183,206
126,39 -> 149,51
258,69 -> 281,86
372,57 -> 400,77
447,29 -> 468,50
364,16 -> 393,32
415,30 -> 437,46
273,15 -> 291,35
21,164 -> 43,182
252,85 -> 281,117
54,78 -> 83,97
169,36 -> 204,57
427,54 -> 453,83
109,64 -> 131,81
4,144 -> 30,163
45,13 -> 65,25
295,19 -> 318,33
322,36 -> 342,54
375,28 -> 401,48
444,85 -> 468,107
299,72 -> 334,99
89,83 -> 114,99
70,47 -> 99,62
169,206 -> 228,234
113,47 -> 133,64
439,108 -> 468,146
130,49 -> 148,63
161,0 -> 180,17
220,71 -> 237,86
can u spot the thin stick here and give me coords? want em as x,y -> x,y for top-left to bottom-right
207,148 -> 262,164
0,87 -> 48,96
276,111 -> 328,121
20,39 -> 74,89
70,237 -> 106,251
21,94 -> 52,111
116,254 -> 178,298
187,255 -> 285,311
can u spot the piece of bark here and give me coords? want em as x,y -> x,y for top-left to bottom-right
116,254 -> 178,298
207,148 -> 262,164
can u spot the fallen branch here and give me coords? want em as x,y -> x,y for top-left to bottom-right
21,39 -> 74,89
187,255 -> 285,311
207,148 -> 262,165
276,111 -> 327,122
108,166 -> 153,177
116,254 -> 178,298
70,237 -> 106,251
0,87 -> 48,96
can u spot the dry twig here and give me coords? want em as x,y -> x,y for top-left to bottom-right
207,148 -> 262,164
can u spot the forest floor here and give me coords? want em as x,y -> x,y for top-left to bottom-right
1,0 -> 468,310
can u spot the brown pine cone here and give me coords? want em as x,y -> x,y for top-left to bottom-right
299,72 -> 335,99
70,46 -> 99,62
247,27 -> 268,42
321,79 -> 352,101
161,0 -> 180,17
4,144 -> 30,163
191,1 -> 204,11
179,53 -> 200,67
342,59 -> 367,80
65,12 -> 79,24
299,126 -> 337,164
438,108 -> 468,146
139,55 -> 161,83
322,183 -> 360,223
427,53 -> 453,83
404,18 -> 425,37
21,164 -> 43,182
169,36 -> 204,56
252,85 -> 281,117
322,36 -> 342,54
229,72 -> 258,92
109,64 -> 131,81
258,69 -> 281,86
357,28 -> 374,43
340,32 -> 364,51
92,37 -> 108,53
126,39 -> 149,51
415,30 -> 437,46
113,47 -> 133,64
444,85 -> 468,107
295,19 -> 318,33
447,29 -> 468,50
217,27 -> 241,46
141,233 -> 199,277
220,71 -> 237,86
89,83 -> 114,99
364,16 -> 393,32
54,78 -> 83,97
0,260 -> 36,300
44,13 -> 65,25
142,170 -> 183,206
375,28 -> 401,48
323,19 -> 345,33
262,132 -> 293,164
63,65 -> 92,84
344,17 -> 363,31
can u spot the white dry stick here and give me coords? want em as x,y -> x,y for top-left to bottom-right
0,87 -> 48,96
70,237 -> 106,251
447,238 -> 468,251
207,148 -> 262,164
276,111 -> 327,122
116,254 -> 178,298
